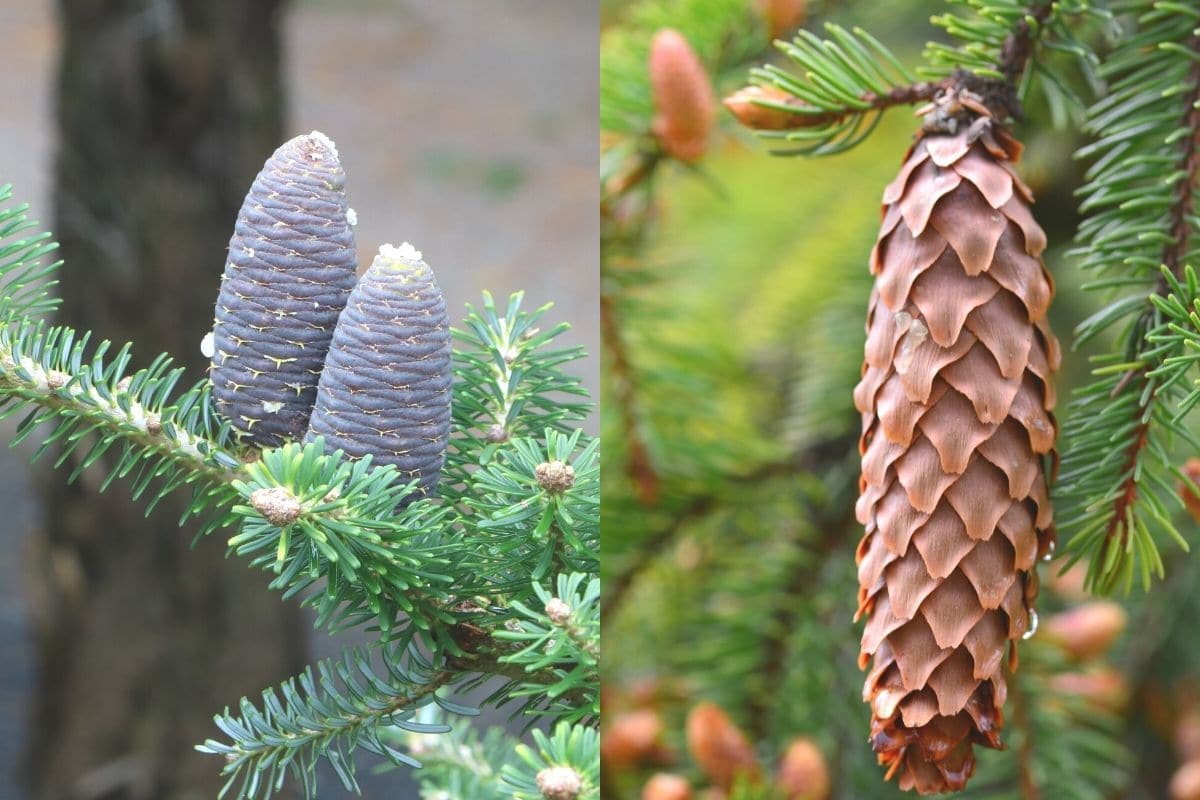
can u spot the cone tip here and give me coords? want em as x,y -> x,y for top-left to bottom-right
377,241 -> 424,265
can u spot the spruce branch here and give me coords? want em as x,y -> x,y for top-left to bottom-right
733,0 -> 1103,152
735,25 -> 940,154
600,294 -> 660,505
1059,5 -> 1200,592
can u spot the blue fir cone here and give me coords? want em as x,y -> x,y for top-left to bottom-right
205,131 -> 359,446
305,243 -> 452,502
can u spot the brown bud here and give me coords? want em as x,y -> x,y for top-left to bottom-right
643,773 -> 692,800
250,486 -> 302,527
1177,711 -> 1200,761
602,709 -> 667,769
1181,458 -> 1200,523
649,29 -> 716,163
536,460 -> 576,493
775,738 -> 830,800
1042,601 -> 1127,661
1046,560 -> 1090,602
1049,668 -> 1129,713
536,766 -> 583,800
1172,760 -> 1200,800
685,702 -> 760,790
46,369 -> 70,390
545,597 -> 572,625
723,85 -> 827,132
755,0 -> 807,40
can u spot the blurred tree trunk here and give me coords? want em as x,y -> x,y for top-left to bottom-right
25,2 -> 303,799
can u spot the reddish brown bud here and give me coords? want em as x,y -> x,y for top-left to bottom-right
755,0 -> 807,40
1049,668 -> 1129,713
685,702 -> 761,790
1042,601 -> 1127,661
775,738 -> 830,800
723,85 -> 827,131
602,709 -> 668,769
1181,458 -> 1200,523
643,773 -> 693,800
1179,711 -> 1200,762
649,29 -> 716,163
1172,760 -> 1200,800
1046,561 -> 1090,601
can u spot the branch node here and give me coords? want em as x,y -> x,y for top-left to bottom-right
250,486 -> 302,526
536,460 -> 575,493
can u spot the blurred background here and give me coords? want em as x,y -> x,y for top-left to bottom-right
0,1 -> 597,798
601,1 -> 1199,798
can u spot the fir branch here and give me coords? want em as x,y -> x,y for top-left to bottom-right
468,430 -> 600,586
198,643 -> 460,800
495,574 -> 601,724
500,722 -> 600,800
446,291 -> 590,488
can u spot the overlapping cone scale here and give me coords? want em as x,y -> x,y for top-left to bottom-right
855,119 -> 1059,794
305,246 -> 452,504
209,132 -> 358,447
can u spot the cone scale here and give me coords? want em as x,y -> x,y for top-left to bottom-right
854,112 -> 1059,793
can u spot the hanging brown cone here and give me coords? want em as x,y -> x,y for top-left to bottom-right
685,702 -> 761,791
775,738 -> 831,800
854,93 -> 1059,794
649,29 -> 716,163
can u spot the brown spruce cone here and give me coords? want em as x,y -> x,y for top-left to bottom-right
853,109 -> 1060,794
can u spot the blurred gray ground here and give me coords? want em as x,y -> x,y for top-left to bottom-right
0,1 -> 597,797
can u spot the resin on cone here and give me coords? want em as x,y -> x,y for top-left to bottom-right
208,131 -> 358,447
305,243 -> 451,502
854,91 -> 1059,793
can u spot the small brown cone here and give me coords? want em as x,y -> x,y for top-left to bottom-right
602,709 -> 668,769
685,702 -> 761,791
1172,760 -> 1200,800
723,85 -> 828,132
1181,458 -> 1200,523
755,0 -> 808,40
1042,601 -> 1127,661
643,773 -> 693,800
649,29 -> 716,162
855,97 -> 1059,794
776,739 -> 831,800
